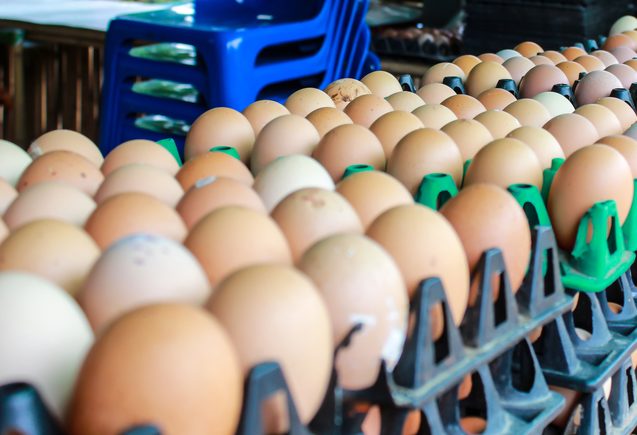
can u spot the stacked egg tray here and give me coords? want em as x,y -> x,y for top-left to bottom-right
370,26 -> 462,63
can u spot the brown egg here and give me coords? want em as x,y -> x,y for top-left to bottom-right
0,178 -> 17,215
575,54 -> 606,72
507,126 -> 565,169
29,130 -> 103,167
556,61 -> 588,86
185,206 -> 292,285
623,30 -> 637,45
465,62 -> 513,97
515,41 -> 543,57
242,100 -> 289,136
324,78 -> 372,110
464,138 -> 543,189
176,151 -> 253,191
250,114 -> 320,173
362,406 -> 420,435
67,304 -> 243,435
0,219 -> 7,244
0,139 -> 32,186
477,88 -> 517,110
550,385 -> 581,428
592,50 -> 619,67
596,134 -> 637,176
474,110 -> 522,139
604,33 -> 637,51
184,107 -> 254,162
478,53 -> 504,63
285,88 -> 335,117
421,62 -> 466,85
85,192 -> 187,250
503,56 -> 536,85
453,54 -> 482,76
416,83 -> 457,104
343,94 -> 393,128
574,104 -> 623,137
441,119 -> 494,161
361,70 -> 402,98
626,58 -> 637,72
101,139 -> 180,176
370,111 -> 424,158
612,46 -> 637,63
299,234 -> 408,389
531,55 -> 554,66
271,188 -> 363,262
306,107 -> 353,138
412,104 -> 457,129
441,94 -> 487,119
519,65 -> 569,98
597,97 -> 637,131
504,98 -> 552,127
207,264 -> 332,432
548,144 -> 634,250
562,46 -> 588,61
95,164 -> 184,207
543,50 -> 568,64
386,91 -> 425,112
460,416 -> 488,434
336,170 -> 413,229
533,91 -> 576,117
543,113 -> 600,156
605,63 -> 637,88
312,124 -> 385,181
387,128 -> 463,194
17,151 -> 104,196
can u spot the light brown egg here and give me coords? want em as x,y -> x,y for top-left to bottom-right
412,104 -> 457,129
85,192 -> 187,250
592,50 -> 619,67
299,234 -> 408,389
453,54 -> 482,76
370,110 -> 424,158
416,83 -> 457,104
543,50 -> 568,64
625,58 -> 637,71
206,264 -> 332,433
441,119 -> 494,161
460,416 -> 488,434
543,113 -> 600,156
605,33 -> 637,50
441,94 -> 487,119
548,144 -> 634,250
0,219 -> 99,296
0,139 -> 32,186
575,54 -> 606,72
611,46 -> 637,63
465,61 -> 513,97
285,88 -> 335,117
177,176 -> 265,229
29,130 -> 103,167
464,138 -> 543,189
421,62 -> 466,85
312,124 -> 385,181
474,110 -> 522,139
67,304 -> 242,435
533,91 -> 576,117
250,114 -> 320,173
242,100 -> 289,136
623,30 -> 637,45
574,104 -> 623,137
515,41 -> 543,57
17,151 -> 104,196
0,219 -> 7,244
531,55 -> 554,66
610,16 -> 637,35
597,97 -> 637,131
184,107 -> 254,162
596,134 -> 637,177
0,178 -> 17,215
343,94 -> 393,128
271,188 -> 363,263
504,98 -> 552,127
503,56 -> 536,84
477,88 -> 517,110
478,53 -> 504,63
324,78 -> 372,110
306,107 -> 353,138
507,126 -> 565,169
605,63 -> 637,88
362,405 -> 420,435
95,164 -> 184,207
386,91 -> 425,112
336,170 -> 413,229
101,139 -> 180,176
562,46 -> 588,61
175,150 -> 253,191
387,128 -> 463,194
556,61 -> 588,86
519,65 -> 569,98
361,70 -> 402,98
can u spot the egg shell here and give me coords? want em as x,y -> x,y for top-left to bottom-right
362,406 -> 421,435
421,62 -> 466,85
101,139 -> 180,176
207,265 -> 332,432
0,220 -> 7,244
184,107 -> 254,163
496,49 -> 522,61
515,41 -> 543,57
597,97 -> 637,131
550,385 -> 581,428
67,304 -> 242,435
474,110 -> 521,139
530,55 -> 554,66
477,88 -> 517,110
460,417 -> 488,433
574,104 -> 623,137
416,83 -> 457,104
604,33 -> 637,51
343,94 -> 393,128
575,70 -> 623,106
562,46 -> 588,61
543,50 -> 568,64
592,50 -> 619,67
370,111 -> 424,158
441,94 -> 487,120
507,126 -> 565,169
556,61 -> 588,86
610,16 -> 637,35
324,78 -> 372,110
504,98 -> 552,127
533,91 -> 575,117
29,130 -> 103,167
478,53 -> 504,64
623,30 -> 637,45
543,113 -> 600,157
387,128 -> 463,194
519,65 -> 570,99
0,178 -> 17,215
465,61 -> 513,97
547,144 -> 634,250
242,100 -> 289,136
453,54 -> 482,76
575,54 -> 606,72
175,151 -> 253,191
625,58 -> 637,71
411,104 -> 457,129
361,71 -> 402,98
0,139 -> 32,186
441,119 -> 494,161
611,46 -> 637,64
386,91 -> 425,112
306,107 -> 353,138
596,134 -> 637,177
605,63 -> 637,88
285,88 -> 335,117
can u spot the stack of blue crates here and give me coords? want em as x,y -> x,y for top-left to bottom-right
98,0 -> 380,158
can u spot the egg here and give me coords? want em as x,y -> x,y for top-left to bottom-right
556,61 -> 588,86
597,96 -> 637,131
574,104 -> 623,137
439,119 -> 492,163
242,100 -> 289,136
517,65 -> 569,99
548,144 -> 634,250
574,54 -> 606,72
412,104 -> 457,129
496,49 -> 522,60
362,406 -> 421,435
101,139 -> 180,176
441,94 -> 487,119
28,129 -> 103,167
421,62 -> 466,85
477,88 -> 517,110
177,176 -> 266,229
624,30 -> 637,45
605,33 -> 637,50
0,272 -> 93,418
626,122 -> 637,140
67,304 -> 242,435
306,106 -> 353,138
626,58 -> 637,71
465,62 -> 513,97
531,55 -> 554,66
336,170 -> 413,229
284,87 -> 335,117
416,83 -> 457,104
0,178 -> 17,215
533,91 -> 575,117
453,54 -> 482,76
611,46 -> 637,63
504,98 -> 552,127
605,63 -> 637,88
312,124 -> 385,181
175,150 -> 253,191
0,139 -> 32,186
299,234 -> 408,389
474,110 -> 522,139
370,110 -> 424,158
507,126 -> 565,169
85,192 -> 187,250
543,50 -> 568,64
575,70 -> 624,105
596,134 -> 637,176
343,94 -> 393,128
464,138 -> 543,189
515,41 -> 543,57
478,53 -> 504,63
206,264 -> 332,433
543,113 -> 599,156
324,78 -> 372,110
361,70 -> 402,98
386,91 -> 425,112
461,416 -> 488,433
592,50 -> 619,67
250,114 -> 320,173
0,220 -> 7,244
184,107 -> 254,162
185,206 -> 291,285
562,46 -> 588,61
